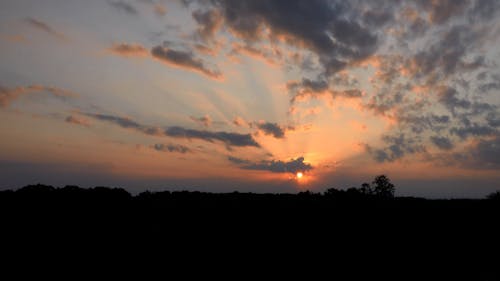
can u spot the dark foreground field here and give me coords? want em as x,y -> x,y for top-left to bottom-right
1,184 -> 499,279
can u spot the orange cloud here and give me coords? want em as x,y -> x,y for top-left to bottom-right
154,4 -> 167,17
229,43 -> 282,66
108,43 -> 149,57
0,84 -> 77,107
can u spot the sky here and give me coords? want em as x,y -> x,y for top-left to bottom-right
0,0 -> 499,198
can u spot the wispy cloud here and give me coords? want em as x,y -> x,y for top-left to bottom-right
107,0 -> 138,15
25,18 -> 67,41
151,45 -> 222,79
165,126 -> 260,148
84,113 -> 260,148
0,84 -> 76,108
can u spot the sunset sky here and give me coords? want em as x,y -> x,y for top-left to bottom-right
1,0 -> 499,197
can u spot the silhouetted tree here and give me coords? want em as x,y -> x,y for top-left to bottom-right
359,182 -> 373,195
372,175 -> 395,198
487,191 -> 500,200
346,187 -> 361,197
324,188 -> 341,197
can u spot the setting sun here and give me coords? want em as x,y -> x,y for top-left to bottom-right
296,172 -> 303,179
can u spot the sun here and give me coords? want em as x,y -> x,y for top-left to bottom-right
296,172 -> 303,179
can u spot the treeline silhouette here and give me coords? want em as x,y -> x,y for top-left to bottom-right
2,174 -> 499,231
1,175 -> 499,279
2,174 -> 498,205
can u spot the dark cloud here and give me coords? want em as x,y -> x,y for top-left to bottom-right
467,134 -> 500,168
65,115 -> 91,127
430,136 -> 454,150
227,156 -> 251,165
404,24 -> 488,82
229,156 -> 312,174
288,78 -> 362,103
151,46 -> 222,79
478,82 -> 500,94
486,112 -> 500,128
469,0 -> 500,22
108,0 -> 138,15
366,134 -> 426,163
153,143 -> 191,154
255,122 -> 285,138
165,126 -> 260,147
84,113 -> 261,148
451,124 -> 496,140
417,0 -> 468,24
432,115 -> 451,124
362,9 -> 394,28
25,18 -> 66,40
205,0 -> 378,76
83,113 -> 162,136
436,86 -> 471,114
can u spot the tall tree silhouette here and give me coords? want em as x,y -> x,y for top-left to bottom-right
372,175 -> 395,198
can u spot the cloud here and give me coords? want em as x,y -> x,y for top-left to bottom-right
228,156 -> 312,174
108,43 -> 149,57
153,143 -> 191,153
233,116 -> 247,127
417,0 -> 468,24
486,112 -> 500,128
192,9 -> 223,42
165,126 -> 260,148
436,86 -> 471,114
83,113 -> 162,135
84,113 -> 260,148
432,134 -> 500,170
210,0 -> 377,75
65,115 -> 91,127
466,134 -> 500,169
25,18 -> 66,40
287,78 -> 362,103
154,4 -> 167,16
229,43 -> 281,65
190,115 -> 212,127
107,0 -> 138,15
151,45 -> 222,79
0,84 -> 76,107
254,122 -> 286,139
107,43 -> 223,79
366,134 -> 426,163
430,136 -> 454,150
451,124 -> 496,140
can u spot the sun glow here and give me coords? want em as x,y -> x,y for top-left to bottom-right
296,172 -> 303,179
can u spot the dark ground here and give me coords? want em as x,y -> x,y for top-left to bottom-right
1,184 -> 499,279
